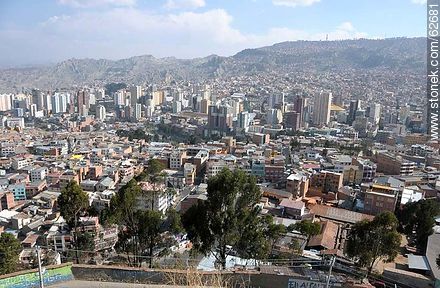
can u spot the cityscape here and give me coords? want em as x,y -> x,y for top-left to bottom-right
0,1 -> 438,288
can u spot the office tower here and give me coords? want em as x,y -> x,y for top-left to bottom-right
96,105 -> 106,120
53,93 -> 69,114
51,94 -> 61,114
294,96 -> 306,128
284,111 -> 301,131
201,99 -> 210,114
200,85 -> 211,100
30,104 -> 37,117
134,103 -> 142,120
208,105 -> 233,135
130,86 -> 142,107
13,108 -> 24,117
269,93 -> 285,110
266,108 -> 283,125
152,91 -> 164,106
238,111 -> 252,132
348,100 -> 362,125
43,94 -> 52,114
77,90 -> 90,116
114,90 -> 125,107
0,94 -> 12,111
312,91 -> 332,126
173,101 -> 182,114
369,103 -> 381,124
174,89 -> 183,102
96,88 -> 105,100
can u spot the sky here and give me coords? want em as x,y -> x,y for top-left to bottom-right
0,0 -> 427,67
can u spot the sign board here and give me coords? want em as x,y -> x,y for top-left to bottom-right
287,279 -> 329,288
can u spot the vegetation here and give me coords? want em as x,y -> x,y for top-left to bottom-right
396,199 -> 440,252
110,179 -> 181,267
105,82 -> 127,95
57,181 -> 89,264
182,168 -> 283,269
346,212 -> 401,274
289,220 -> 321,242
116,128 -> 150,141
0,233 -> 22,275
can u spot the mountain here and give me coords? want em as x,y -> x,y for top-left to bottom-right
0,37 -> 426,92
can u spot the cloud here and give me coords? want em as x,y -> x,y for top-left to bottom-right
272,0 -> 320,8
0,6 -> 367,65
57,0 -> 136,8
411,0 -> 427,4
164,0 -> 206,9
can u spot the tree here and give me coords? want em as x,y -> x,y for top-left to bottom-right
289,220 -> 321,243
110,179 -> 142,266
437,254 -> 440,269
396,199 -> 440,252
346,212 -> 401,274
182,168 -> 264,269
0,233 -> 22,275
164,208 -> 184,234
144,159 -> 166,210
137,210 -> 163,268
57,181 -> 89,264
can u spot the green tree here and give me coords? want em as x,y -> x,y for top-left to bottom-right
182,168 -> 263,269
57,181 -> 89,264
396,199 -> 440,252
289,220 -> 321,243
110,179 -> 142,266
346,212 -> 401,274
0,233 -> 21,275
164,208 -> 184,234
137,210 -> 163,268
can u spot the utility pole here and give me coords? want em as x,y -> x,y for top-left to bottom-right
36,246 -> 44,288
325,256 -> 335,288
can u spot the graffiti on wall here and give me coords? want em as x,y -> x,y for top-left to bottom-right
0,265 -> 74,288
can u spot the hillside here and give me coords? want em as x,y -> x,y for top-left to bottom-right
0,37 -> 426,92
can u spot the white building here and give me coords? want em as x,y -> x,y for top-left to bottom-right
312,91 -> 332,126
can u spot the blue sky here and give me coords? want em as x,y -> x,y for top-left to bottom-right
0,0 -> 427,66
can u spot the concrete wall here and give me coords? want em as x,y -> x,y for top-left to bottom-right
71,265 -> 341,288
0,263 -> 73,288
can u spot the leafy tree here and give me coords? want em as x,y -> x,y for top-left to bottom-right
182,168 -> 264,269
110,179 -> 142,266
137,210 -> 163,268
396,199 -> 440,252
289,220 -> 321,243
76,232 -> 96,263
346,212 -> 401,274
164,208 -> 184,234
0,233 -> 22,275
57,181 -> 89,263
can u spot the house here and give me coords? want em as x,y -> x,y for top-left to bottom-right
279,198 -> 305,219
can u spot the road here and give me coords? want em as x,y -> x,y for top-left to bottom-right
49,280 -> 187,288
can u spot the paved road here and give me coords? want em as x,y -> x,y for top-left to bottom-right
49,281 -> 187,288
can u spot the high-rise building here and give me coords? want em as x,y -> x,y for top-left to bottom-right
113,90 -> 125,107
201,99 -> 210,114
266,108 -> 283,125
312,91 -> 332,126
0,94 -> 12,112
96,105 -> 106,120
172,101 -> 182,114
294,96 -> 306,128
284,111 -> 301,131
130,86 -> 142,108
369,103 -> 381,124
77,90 -> 90,116
348,100 -> 362,125
134,103 -> 142,120
208,105 -> 233,135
